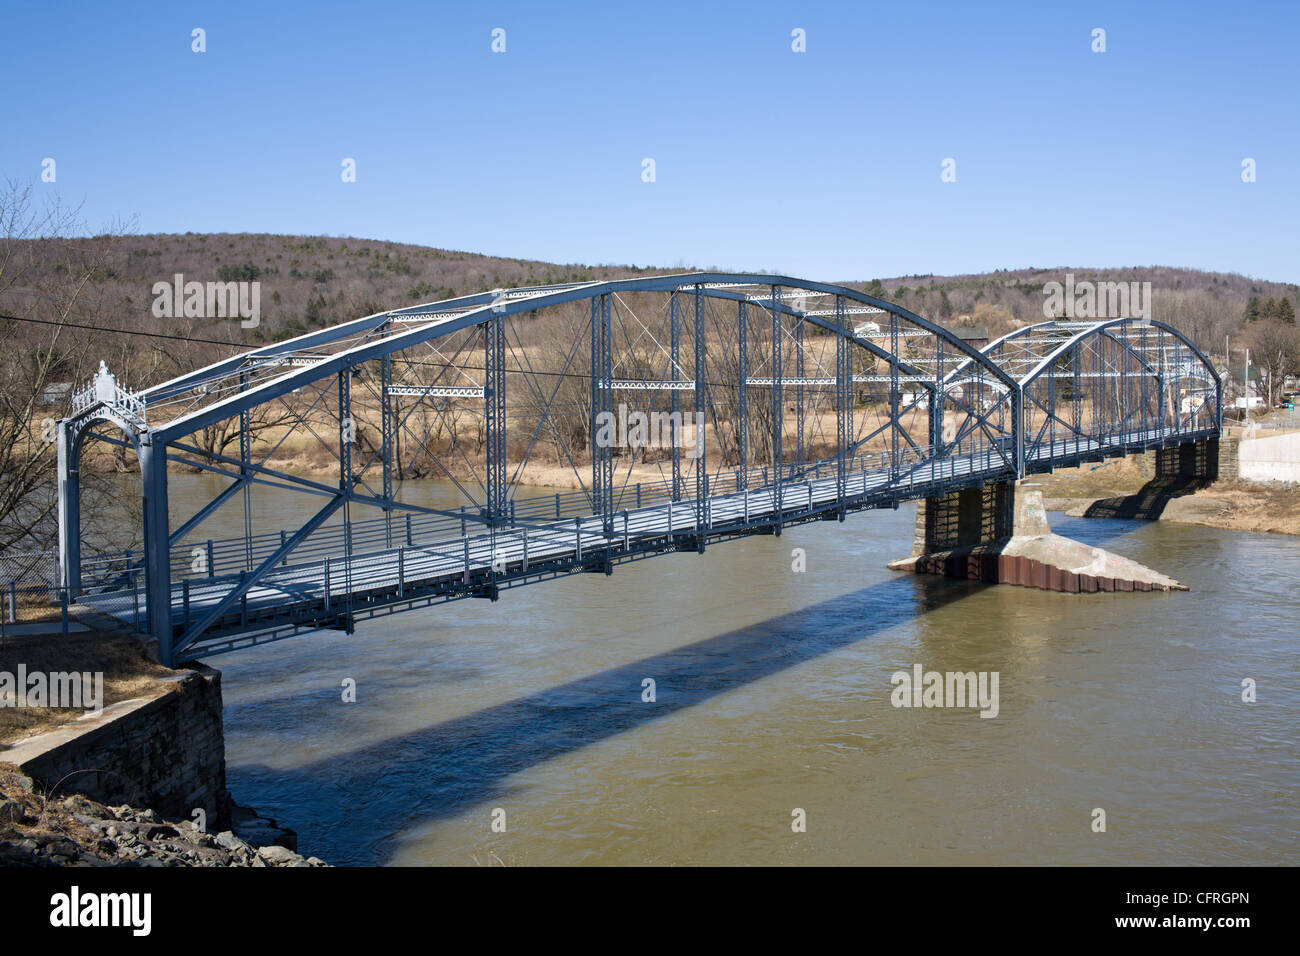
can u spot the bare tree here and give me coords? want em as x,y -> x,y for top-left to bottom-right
1246,319 -> 1300,406
0,183 -> 123,552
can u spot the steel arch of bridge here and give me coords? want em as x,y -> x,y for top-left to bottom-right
56,274 -> 1219,665
943,317 -> 1221,469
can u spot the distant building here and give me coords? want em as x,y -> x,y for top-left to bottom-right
41,382 -> 72,406
953,326 -> 990,350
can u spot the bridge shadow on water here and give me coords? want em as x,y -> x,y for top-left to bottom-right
229,515 -> 1141,865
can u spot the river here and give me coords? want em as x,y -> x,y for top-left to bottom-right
166,476 -> 1298,866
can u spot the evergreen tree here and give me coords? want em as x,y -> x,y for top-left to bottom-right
1279,297 -> 1297,325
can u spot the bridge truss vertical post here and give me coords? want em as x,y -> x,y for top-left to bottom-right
929,337 -> 944,458
1047,357 -> 1056,459
1011,382 -> 1026,478
1122,332 -> 1133,443
1128,327 -> 1138,442
591,294 -> 613,536
381,352 -> 394,547
139,437 -> 173,666
795,310 -> 805,468
56,420 -> 81,594
338,369 -> 355,611
1072,354 -> 1082,455
485,310 -> 508,526
835,294 -> 849,513
889,308 -> 900,483
1092,337 -> 1103,442
1214,354 -> 1224,431
770,284 -> 783,533
1101,337 -> 1112,443
693,284 -> 707,551
670,290 -> 683,502
1155,327 -> 1166,439
737,299 -> 748,491
239,370 -> 253,572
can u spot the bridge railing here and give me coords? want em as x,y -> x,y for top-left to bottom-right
237,419 -> 1218,608
147,452 -> 901,585
82,438 -> 1029,599
169,435 -> 1029,640
84,421 -> 1138,606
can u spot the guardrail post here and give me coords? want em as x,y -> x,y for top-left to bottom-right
397,547 -> 405,598
574,517 -> 583,561
463,537 -> 470,586
182,578 -> 191,629
522,528 -> 529,572
406,513 -> 413,546
206,540 -> 215,579
324,557 -> 331,610
7,581 -> 14,624
556,493 -> 562,518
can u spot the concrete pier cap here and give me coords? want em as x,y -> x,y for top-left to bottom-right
889,479 -> 1186,593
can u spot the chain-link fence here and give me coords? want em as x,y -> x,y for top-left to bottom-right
0,549 -> 81,643
0,549 -> 58,597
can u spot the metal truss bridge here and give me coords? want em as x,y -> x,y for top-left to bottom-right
55,273 -> 1221,666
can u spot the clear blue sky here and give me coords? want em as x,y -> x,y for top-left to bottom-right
4,0 -> 1297,283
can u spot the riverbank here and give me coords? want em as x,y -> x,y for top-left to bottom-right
0,618 -> 329,866
0,763 -> 327,866
1033,454 -> 1300,536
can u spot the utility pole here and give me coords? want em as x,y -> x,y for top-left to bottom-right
1245,347 -> 1252,422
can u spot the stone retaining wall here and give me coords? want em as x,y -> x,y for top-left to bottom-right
3,665 -> 230,829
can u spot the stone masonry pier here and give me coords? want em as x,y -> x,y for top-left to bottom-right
889,481 -> 1187,593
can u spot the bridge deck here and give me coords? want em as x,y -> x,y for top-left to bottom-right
82,425 -> 1212,660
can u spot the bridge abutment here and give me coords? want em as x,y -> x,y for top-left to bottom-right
1148,437 -> 1222,481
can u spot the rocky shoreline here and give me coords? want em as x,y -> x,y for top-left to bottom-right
0,764 -> 328,867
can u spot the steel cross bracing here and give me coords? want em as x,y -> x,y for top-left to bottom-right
55,274 -> 1222,666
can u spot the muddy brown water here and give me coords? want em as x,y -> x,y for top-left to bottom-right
158,475 -> 1297,865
